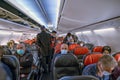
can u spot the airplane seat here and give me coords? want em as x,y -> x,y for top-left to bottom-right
0,62 -> 13,80
113,52 -> 120,57
92,46 -> 103,53
3,48 -> 12,55
59,75 -> 98,80
114,54 -> 120,61
73,47 -> 89,74
84,43 -> 94,51
30,43 -> 39,66
83,53 -> 103,66
68,43 -> 80,52
1,55 -> 20,80
53,53 -> 80,80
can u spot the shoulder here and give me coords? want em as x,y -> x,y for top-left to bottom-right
82,64 -> 97,75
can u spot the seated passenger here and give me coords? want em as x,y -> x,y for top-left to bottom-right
102,46 -> 111,55
52,44 -> 69,61
111,59 -> 120,80
82,55 -> 117,80
77,41 -> 85,47
14,44 -> 33,80
60,43 -> 69,54
8,40 -> 17,54
63,33 -> 75,45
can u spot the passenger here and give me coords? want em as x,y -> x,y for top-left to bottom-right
77,41 -> 85,47
54,40 -> 62,54
53,43 -> 69,60
60,43 -> 69,54
111,59 -> 120,80
102,46 -> 111,55
82,55 -> 117,80
36,26 -> 52,73
51,30 -> 57,59
14,44 -> 33,80
7,40 -> 17,54
63,32 -> 74,45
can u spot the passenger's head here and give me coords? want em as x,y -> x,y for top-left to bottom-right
51,30 -> 57,37
60,44 -> 68,54
16,44 -> 26,56
0,46 -> 5,60
78,41 -> 85,47
102,46 -> 111,54
97,55 -> 117,74
10,40 -> 15,44
67,32 -> 72,37
40,26 -> 46,31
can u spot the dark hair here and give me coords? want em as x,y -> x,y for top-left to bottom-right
52,30 -> 57,33
67,32 -> 71,36
102,46 -> 111,53
40,26 -> 46,31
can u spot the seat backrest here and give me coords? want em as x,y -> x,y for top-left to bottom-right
84,43 -> 94,51
68,44 -> 80,51
84,53 -> 103,66
59,75 -> 98,80
114,54 -> 120,61
74,47 -> 89,55
53,54 -> 79,80
0,62 -> 13,80
92,46 -> 103,53
1,55 -> 20,80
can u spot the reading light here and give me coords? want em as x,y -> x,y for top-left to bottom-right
76,32 -> 82,35
94,28 -> 115,32
59,33 -> 66,36
0,30 -> 11,35
82,31 -> 91,34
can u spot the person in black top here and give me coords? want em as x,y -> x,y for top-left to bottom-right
36,26 -> 52,73
14,44 -> 33,80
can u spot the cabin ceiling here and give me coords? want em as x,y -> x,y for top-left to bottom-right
58,0 -> 120,33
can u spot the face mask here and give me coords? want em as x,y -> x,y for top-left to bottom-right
17,49 -> 25,55
80,43 -> 84,46
61,50 -> 68,54
103,71 -> 111,75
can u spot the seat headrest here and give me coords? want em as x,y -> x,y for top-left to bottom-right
69,44 -> 80,51
59,75 -> 98,80
0,62 -> 12,80
93,46 -> 103,53
114,54 -> 120,61
84,43 -> 94,50
54,54 -> 79,67
84,53 -> 103,66
1,55 -> 19,69
74,47 -> 89,55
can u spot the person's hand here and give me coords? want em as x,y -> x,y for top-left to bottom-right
20,66 -> 23,69
97,62 -> 104,77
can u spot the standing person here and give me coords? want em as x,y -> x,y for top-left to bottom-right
36,26 -> 52,73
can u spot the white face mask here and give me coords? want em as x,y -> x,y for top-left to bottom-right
103,71 -> 111,75
80,43 -> 84,46
61,50 -> 68,54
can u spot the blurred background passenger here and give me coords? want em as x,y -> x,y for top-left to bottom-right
102,46 -> 111,55
82,55 -> 117,80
